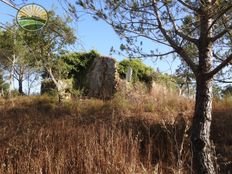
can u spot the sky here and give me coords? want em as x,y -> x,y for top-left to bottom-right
0,0 -> 181,92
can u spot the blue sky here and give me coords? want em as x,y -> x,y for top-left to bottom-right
0,0 -> 180,75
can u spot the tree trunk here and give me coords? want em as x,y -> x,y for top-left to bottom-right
191,77 -> 215,174
191,1 -> 216,172
18,78 -> 23,95
46,67 -> 63,102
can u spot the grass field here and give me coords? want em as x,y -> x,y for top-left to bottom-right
0,83 -> 231,173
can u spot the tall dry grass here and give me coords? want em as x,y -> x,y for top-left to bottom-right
212,97 -> 232,173
0,82 -> 231,174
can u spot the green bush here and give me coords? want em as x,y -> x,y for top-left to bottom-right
118,59 -> 177,90
118,59 -> 154,85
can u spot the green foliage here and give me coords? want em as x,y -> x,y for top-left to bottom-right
0,11 -> 76,95
0,28 -> 14,62
22,11 -> 76,80
61,50 -> 100,89
118,59 -> 177,89
118,59 -> 154,84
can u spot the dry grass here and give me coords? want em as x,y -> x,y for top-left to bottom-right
0,83 -> 231,174
212,98 -> 232,173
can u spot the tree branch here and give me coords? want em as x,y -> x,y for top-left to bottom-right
153,2 -> 198,75
176,0 -> 200,12
214,79 -> 232,83
46,67 -> 58,87
164,4 -> 198,45
208,53 -> 232,78
208,4 -> 232,32
211,25 -> 232,42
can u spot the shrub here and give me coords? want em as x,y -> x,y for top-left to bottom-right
118,59 -> 177,90
118,59 -> 154,85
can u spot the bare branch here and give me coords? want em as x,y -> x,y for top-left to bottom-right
142,50 -> 175,57
0,0 -> 19,10
214,79 -> 232,83
128,44 -> 175,58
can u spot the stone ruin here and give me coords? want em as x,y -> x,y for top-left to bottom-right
85,56 -> 119,99
41,56 -> 119,99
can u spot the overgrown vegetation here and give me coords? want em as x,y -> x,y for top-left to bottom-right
40,51 -> 178,97
118,59 -> 154,84
61,50 -> 99,90
118,59 -> 177,89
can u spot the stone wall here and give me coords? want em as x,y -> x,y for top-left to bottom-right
85,56 -> 119,99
